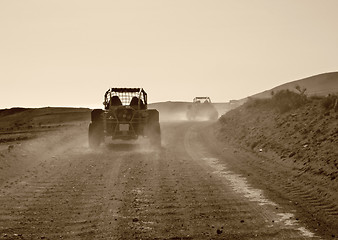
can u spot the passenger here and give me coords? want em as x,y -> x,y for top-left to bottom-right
110,96 -> 122,107
130,96 -> 139,108
130,97 -> 146,109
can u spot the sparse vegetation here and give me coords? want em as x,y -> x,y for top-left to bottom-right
295,84 -> 307,95
321,94 -> 338,111
245,89 -> 308,113
217,93 -> 338,182
271,89 -> 308,113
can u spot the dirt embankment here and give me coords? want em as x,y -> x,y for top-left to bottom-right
214,94 -> 338,237
215,94 -> 338,206
216,95 -> 337,180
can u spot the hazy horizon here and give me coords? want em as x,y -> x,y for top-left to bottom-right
1,0 -> 338,109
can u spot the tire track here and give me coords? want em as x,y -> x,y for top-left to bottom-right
0,139 -> 128,239
202,122 -> 337,239
184,122 -> 323,239
0,122 -> 334,239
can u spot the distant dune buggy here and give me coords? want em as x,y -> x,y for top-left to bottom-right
88,88 -> 161,148
186,97 -> 218,121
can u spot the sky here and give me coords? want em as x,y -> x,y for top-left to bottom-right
1,0 -> 338,109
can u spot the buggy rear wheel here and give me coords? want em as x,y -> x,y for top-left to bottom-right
88,122 -> 104,148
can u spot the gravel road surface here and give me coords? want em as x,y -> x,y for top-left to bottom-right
0,122 -> 332,239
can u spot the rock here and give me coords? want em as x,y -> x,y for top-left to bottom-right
132,217 -> 139,222
289,152 -> 296,157
217,229 -> 223,234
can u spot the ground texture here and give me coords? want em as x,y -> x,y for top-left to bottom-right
216,97 -> 338,239
0,120 -> 336,239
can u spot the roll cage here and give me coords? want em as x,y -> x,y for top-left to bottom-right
103,88 -> 148,110
193,97 -> 212,103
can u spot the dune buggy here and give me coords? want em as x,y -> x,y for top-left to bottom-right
88,88 -> 161,148
186,97 -> 218,120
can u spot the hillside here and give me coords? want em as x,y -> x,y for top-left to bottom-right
0,107 -> 91,131
213,92 -> 338,236
215,92 -> 337,193
0,101 -> 231,131
250,72 -> 338,99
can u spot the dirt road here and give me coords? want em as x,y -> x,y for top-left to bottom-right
0,122 -> 335,239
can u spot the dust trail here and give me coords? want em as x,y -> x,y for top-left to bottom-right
101,137 -> 161,154
17,123 -> 89,157
159,112 -> 188,122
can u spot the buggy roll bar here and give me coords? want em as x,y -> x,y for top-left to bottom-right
103,88 -> 148,109
193,97 -> 212,103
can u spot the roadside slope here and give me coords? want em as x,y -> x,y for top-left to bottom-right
251,72 -> 338,99
214,93 -> 338,236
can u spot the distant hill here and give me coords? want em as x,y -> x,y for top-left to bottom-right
0,102 -> 231,129
0,107 -> 90,130
251,72 -> 338,99
3,72 -> 335,124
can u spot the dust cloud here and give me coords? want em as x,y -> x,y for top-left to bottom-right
102,137 -> 161,153
149,101 -> 232,122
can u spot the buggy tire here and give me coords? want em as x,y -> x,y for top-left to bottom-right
147,109 -> 159,122
91,109 -> 104,122
88,122 -> 104,148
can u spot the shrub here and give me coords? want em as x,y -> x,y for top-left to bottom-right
271,89 -> 307,113
321,94 -> 338,111
243,89 -> 308,113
